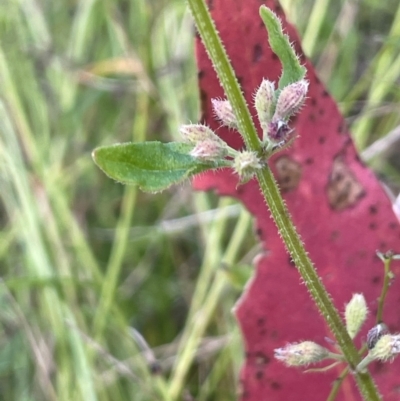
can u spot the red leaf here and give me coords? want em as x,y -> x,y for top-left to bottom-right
194,1 -> 400,400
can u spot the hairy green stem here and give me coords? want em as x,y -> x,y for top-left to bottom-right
187,0 -> 382,399
187,0 -> 260,151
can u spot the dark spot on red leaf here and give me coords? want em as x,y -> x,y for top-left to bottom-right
253,44 -> 263,63
369,205 -> 378,215
200,89 -> 208,122
318,108 -> 325,116
271,382 -> 281,390
207,0 -> 214,10
309,113 -> 316,122
237,186 -> 245,195
311,98 -> 317,107
305,157 -> 314,165
322,90 -> 329,97
275,156 -> 302,192
392,384 -> 400,393
372,276 -> 381,284
327,157 -> 365,210
271,53 -> 278,61
271,330 -> 279,340
330,230 -> 340,240
369,222 -> 377,230
255,352 -> 270,365
255,227 -> 263,239
319,136 -> 326,144
257,317 -> 265,326
374,362 -> 387,374
256,370 -> 264,380
198,70 -> 205,80
389,221 -> 398,229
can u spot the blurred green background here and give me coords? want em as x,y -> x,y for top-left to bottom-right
1,0 -> 400,400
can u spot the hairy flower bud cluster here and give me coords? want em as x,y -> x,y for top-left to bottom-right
357,331 -> 400,373
370,334 -> 400,361
179,113 -> 263,181
275,294 -> 378,373
274,341 -> 331,367
345,293 -> 368,339
178,77 -> 308,182
254,79 -> 308,145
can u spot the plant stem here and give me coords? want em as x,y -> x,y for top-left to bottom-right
257,166 -> 353,354
187,0 -> 382,399
186,0 -> 260,151
326,366 -> 350,401
376,254 -> 393,323
257,167 -> 379,400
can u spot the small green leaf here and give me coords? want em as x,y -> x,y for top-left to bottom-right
259,6 -> 306,89
92,141 -> 230,193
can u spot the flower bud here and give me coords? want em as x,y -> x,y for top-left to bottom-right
211,99 -> 238,129
369,334 -> 400,362
233,151 -> 262,183
274,341 -> 330,367
190,139 -> 228,161
345,293 -> 368,339
266,120 -> 292,143
254,79 -> 275,130
273,79 -> 308,122
357,333 -> 400,373
367,323 -> 389,350
180,124 -> 224,145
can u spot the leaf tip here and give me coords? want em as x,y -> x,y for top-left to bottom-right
91,147 -> 101,165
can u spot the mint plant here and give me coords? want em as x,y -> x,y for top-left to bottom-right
93,1 -> 400,400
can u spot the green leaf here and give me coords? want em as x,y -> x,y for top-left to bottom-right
259,6 -> 306,89
92,141 -> 230,193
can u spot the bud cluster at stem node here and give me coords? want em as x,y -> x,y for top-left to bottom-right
254,79 -> 308,146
